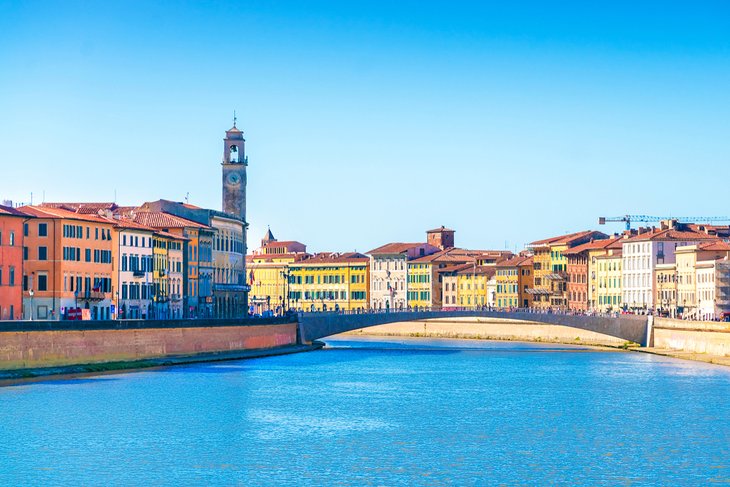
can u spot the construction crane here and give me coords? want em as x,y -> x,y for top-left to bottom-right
598,215 -> 730,231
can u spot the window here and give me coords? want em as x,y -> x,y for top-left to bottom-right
38,223 -> 48,237
0,268 -> 2,285
23,246 -> 28,260
37,273 -> 47,291
9,267 -> 15,286
38,246 -> 48,261
23,223 -> 29,237
9,232 -> 14,246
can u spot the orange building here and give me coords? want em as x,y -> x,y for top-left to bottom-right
0,205 -> 28,320
563,237 -> 621,311
20,205 -> 116,320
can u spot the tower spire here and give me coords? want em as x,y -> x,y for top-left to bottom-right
233,110 -> 237,128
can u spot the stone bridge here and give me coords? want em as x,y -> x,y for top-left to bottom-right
297,310 -> 651,346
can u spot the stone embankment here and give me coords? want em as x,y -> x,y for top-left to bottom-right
0,318 -> 311,381
646,317 -> 730,366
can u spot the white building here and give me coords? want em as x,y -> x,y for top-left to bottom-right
116,222 -> 155,319
367,242 -> 439,310
621,222 -> 717,311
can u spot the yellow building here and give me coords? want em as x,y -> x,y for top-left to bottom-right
152,232 -> 171,319
246,229 -> 308,313
675,241 -> 730,319
289,252 -> 369,312
407,261 -> 434,308
594,249 -> 623,312
528,231 -> 607,309
407,248 -> 505,308
586,239 -> 622,310
495,255 -> 533,309
655,263 -> 677,317
456,265 -> 495,308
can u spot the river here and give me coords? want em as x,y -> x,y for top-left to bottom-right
1,336 -> 729,485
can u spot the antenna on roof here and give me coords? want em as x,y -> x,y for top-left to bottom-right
185,192 -> 189,204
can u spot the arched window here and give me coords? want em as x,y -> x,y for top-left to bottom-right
229,145 -> 239,163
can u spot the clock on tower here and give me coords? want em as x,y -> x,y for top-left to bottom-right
221,117 -> 248,221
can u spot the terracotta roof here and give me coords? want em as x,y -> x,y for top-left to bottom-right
367,242 -> 427,255
263,240 -> 304,248
438,263 -> 474,275
496,255 -> 533,268
42,202 -> 116,210
132,211 -> 211,229
529,230 -> 608,247
154,230 -> 188,241
595,250 -> 623,260
0,205 -> 29,217
19,205 -> 114,224
247,252 -> 310,263
294,252 -> 369,265
456,265 -> 496,278
108,218 -> 156,232
562,236 -> 623,255
696,241 -> 730,252
623,228 -> 720,242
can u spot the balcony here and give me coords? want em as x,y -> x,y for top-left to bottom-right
132,270 -> 145,278
213,283 -> 249,293
79,291 -> 107,302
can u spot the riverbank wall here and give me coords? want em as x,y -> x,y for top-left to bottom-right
345,317 -> 629,347
652,317 -> 730,358
0,318 -> 299,371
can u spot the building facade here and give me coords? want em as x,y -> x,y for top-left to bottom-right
594,249 -> 623,312
368,242 -> 439,310
21,206 -> 115,320
289,252 -> 369,312
0,206 -> 27,320
622,222 -> 718,311
528,231 -> 608,309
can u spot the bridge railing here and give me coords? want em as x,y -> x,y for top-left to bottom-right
293,306 -> 628,319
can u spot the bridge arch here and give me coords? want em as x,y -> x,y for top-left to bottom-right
296,310 -> 650,346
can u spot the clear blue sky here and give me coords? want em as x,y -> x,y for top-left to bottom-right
1,1 -> 728,253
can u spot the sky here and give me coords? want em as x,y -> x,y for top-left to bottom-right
1,1 -> 729,253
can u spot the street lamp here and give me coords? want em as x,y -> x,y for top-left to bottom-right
28,289 -> 34,321
280,270 -> 291,313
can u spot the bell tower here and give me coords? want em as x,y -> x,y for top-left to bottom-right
221,115 -> 248,221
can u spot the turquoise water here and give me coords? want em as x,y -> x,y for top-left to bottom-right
1,337 -> 729,485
